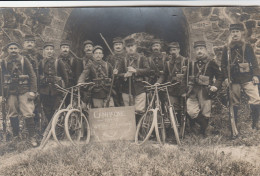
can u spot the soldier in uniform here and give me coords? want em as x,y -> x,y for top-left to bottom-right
22,34 -> 43,127
107,37 -> 126,106
186,41 -> 222,136
39,42 -> 68,122
221,23 -> 260,130
148,39 -> 167,84
58,40 -> 79,87
78,45 -> 114,108
0,42 -> 37,146
117,38 -> 150,115
77,40 -> 94,78
158,42 -> 188,123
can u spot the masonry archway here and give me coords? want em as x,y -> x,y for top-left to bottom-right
63,7 -> 190,58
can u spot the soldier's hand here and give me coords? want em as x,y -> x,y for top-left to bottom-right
210,86 -> 218,92
127,66 -> 137,73
182,66 -> 187,72
124,72 -> 132,78
252,76 -> 259,85
28,92 -> 36,101
154,82 -> 160,86
224,78 -> 230,86
113,69 -> 118,75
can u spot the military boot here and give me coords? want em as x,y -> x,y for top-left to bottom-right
10,117 -> 20,141
25,117 -> 38,147
195,114 -> 209,137
233,106 -> 239,126
250,104 -> 260,130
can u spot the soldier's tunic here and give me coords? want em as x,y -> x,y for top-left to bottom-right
186,57 -> 222,119
77,54 -> 93,81
221,41 -> 260,105
160,55 -> 188,111
107,51 -> 126,106
118,53 -> 150,113
0,55 -> 37,119
148,52 -> 167,84
58,54 -> 79,87
78,60 -> 114,108
39,57 -> 68,121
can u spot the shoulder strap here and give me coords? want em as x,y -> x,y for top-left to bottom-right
21,56 -> 24,74
180,57 -> 185,74
203,60 -> 210,76
242,43 -> 246,63
191,60 -> 195,76
55,59 -> 58,76
105,62 -> 108,76
137,54 -> 141,68
167,61 -> 172,77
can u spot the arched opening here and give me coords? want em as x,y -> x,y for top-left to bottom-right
63,7 -> 190,58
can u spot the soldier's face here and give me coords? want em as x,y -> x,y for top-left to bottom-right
44,46 -> 54,58
152,43 -> 161,53
8,45 -> 20,57
126,44 -> 137,54
114,43 -> 123,52
60,45 -> 70,56
195,46 -> 208,58
23,40 -> 35,50
169,47 -> 180,57
93,49 -> 103,61
230,29 -> 242,41
84,44 -> 93,55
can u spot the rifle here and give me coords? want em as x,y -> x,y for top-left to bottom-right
227,47 -> 239,138
0,60 -> 7,141
100,33 -> 114,56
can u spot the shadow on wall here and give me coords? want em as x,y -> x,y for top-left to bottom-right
63,7 -> 190,57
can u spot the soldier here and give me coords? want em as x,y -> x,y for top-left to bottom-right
221,23 -> 260,130
186,41 -> 222,136
78,45 -> 114,108
58,40 -> 79,87
107,37 -> 126,106
0,42 -> 37,146
39,42 -> 68,122
148,39 -> 167,84
158,42 -> 188,123
22,34 -> 43,128
118,38 -> 150,115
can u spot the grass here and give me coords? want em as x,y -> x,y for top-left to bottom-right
1,141 -> 259,176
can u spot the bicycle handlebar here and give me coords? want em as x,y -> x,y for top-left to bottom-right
144,82 -> 173,89
146,82 -> 180,92
55,82 -> 95,92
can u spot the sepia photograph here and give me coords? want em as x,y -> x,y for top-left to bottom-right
0,1 -> 260,175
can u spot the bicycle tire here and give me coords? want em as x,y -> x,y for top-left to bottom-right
135,109 -> 156,145
51,109 -> 69,145
40,117 -> 53,149
154,108 -> 166,145
64,109 -> 90,145
168,106 -> 181,145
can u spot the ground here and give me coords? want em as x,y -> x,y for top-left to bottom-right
0,93 -> 260,175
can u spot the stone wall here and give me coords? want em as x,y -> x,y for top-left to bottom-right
183,7 -> 260,65
0,7 -> 260,63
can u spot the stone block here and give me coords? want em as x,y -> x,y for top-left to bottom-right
51,8 -> 70,21
245,20 -> 256,29
242,7 -> 259,14
219,30 -> 229,41
212,40 -> 225,47
51,18 -> 66,30
212,8 -> 220,15
240,13 -> 250,22
206,31 -> 219,40
212,22 -> 221,32
20,24 -> 32,35
3,9 -> 18,29
210,14 -> 219,21
35,8 -> 52,25
32,23 -> 46,34
218,19 -> 229,29
251,14 -> 260,20
200,7 -> 212,17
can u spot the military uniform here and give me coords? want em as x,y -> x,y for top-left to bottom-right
221,23 -> 260,129
118,38 -> 150,113
0,42 -> 37,142
78,46 -> 114,108
39,42 -> 68,122
106,37 -> 126,107
186,41 -> 223,135
159,42 -> 188,123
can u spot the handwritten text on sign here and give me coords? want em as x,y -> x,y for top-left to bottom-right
89,106 -> 136,142
191,21 -> 211,30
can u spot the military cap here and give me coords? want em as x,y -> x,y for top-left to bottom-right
83,40 -> 94,46
229,23 -> 244,31
113,37 -> 123,44
168,42 -> 180,49
43,42 -> 54,49
194,40 -> 206,48
151,39 -> 161,46
60,40 -> 72,47
125,38 -> 136,47
3,41 -> 21,51
24,34 -> 36,41
93,45 -> 103,53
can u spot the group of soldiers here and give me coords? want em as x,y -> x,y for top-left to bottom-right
1,22 -> 260,147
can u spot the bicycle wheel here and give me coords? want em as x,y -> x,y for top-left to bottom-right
168,106 -> 181,145
65,109 -> 90,145
154,108 -> 166,145
40,118 -> 53,149
135,109 -> 156,145
51,109 -> 68,145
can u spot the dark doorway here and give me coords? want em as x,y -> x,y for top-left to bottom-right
63,7 -> 189,58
